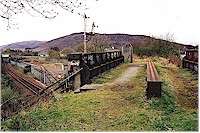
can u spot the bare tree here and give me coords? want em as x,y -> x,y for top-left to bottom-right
87,34 -> 112,52
0,0 -> 92,29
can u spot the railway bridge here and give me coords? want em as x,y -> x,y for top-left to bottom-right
1,50 -> 124,120
45,50 -> 124,92
2,50 -> 124,95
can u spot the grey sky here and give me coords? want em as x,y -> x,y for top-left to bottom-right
0,0 -> 199,46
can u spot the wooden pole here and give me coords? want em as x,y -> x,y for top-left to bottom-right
84,13 -> 87,53
130,44 -> 133,63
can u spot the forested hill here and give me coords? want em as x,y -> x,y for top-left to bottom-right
1,32 -> 194,52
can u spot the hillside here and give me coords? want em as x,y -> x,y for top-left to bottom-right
0,41 -> 44,52
1,33 -> 190,52
37,33 -> 186,52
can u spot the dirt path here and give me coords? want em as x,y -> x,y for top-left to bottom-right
111,64 -> 141,85
79,64 -> 142,91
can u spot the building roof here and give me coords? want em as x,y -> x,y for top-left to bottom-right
1,54 -> 10,58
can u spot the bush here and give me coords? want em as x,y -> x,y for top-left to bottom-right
48,50 -> 60,59
133,42 -> 180,58
1,74 -> 19,103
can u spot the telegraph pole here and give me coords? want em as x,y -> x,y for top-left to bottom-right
83,13 -> 89,53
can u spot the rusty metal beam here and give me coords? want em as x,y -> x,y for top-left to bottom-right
146,61 -> 162,99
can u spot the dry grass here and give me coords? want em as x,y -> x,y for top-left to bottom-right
157,63 -> 198,109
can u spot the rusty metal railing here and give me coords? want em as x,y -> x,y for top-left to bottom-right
146,61 -> 162,99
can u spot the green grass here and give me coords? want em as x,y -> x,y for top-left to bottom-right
148,82 -> 198,131
148,64 -> 198,131
1,58 -> 198,131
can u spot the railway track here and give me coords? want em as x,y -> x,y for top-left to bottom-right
4,64 -> 47,97
1,63 -> 64,121
1,64 -> 49,121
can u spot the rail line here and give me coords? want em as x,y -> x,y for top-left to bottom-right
4,64 -> 46,96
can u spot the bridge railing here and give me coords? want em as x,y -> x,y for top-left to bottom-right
41,68 -> 83,94
182,58 -> 198,72
39,50 -> 124,93
68,50 -> 124,86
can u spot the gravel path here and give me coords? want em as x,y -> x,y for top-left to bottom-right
78,64 -> 142,92
112,64 -> 141,85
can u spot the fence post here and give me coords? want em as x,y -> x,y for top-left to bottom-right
73,72 -> 81,92
129,44 -> 133,63
65,79 -> 69,92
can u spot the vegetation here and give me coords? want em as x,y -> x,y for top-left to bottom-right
87,34 -> 112,52
133,33 -> 180,58
1,57 -> 198,131
48,47 -> 60,59
148,73 -> 197,130
1,74 -> 20,104
75,34 -> 112,53
133,41 -> 180,58
75,43 -> 96,53
60,48 -> 74,56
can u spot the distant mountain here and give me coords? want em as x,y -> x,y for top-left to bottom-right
0,41 -> 45,52
34,33 -> 84,52
34,32 -> 187,52
1,32 -> 192,53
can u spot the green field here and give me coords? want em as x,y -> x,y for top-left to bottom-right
1,57 -> 198,131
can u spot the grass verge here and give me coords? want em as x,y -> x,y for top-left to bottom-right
1,57 -> 198,131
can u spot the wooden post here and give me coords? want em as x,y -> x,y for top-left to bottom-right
130,44 -> 133,63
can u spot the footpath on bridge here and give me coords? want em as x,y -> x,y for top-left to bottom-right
76,64 -> 142,93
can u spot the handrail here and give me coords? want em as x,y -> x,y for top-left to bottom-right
44,68 -> 83,90
183,59 -> 198,65
57,68 -> 83,85
146,61 -> 162,98
89,57 -> 124,71
0,96 -> 17,106
146,61 -> 161,82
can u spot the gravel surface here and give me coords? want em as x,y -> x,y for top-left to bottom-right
79,64 -> 142,92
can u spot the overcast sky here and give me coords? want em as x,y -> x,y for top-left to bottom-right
0,0 -> 200,46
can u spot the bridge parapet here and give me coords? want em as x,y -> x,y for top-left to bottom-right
67,50 -> 124,86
